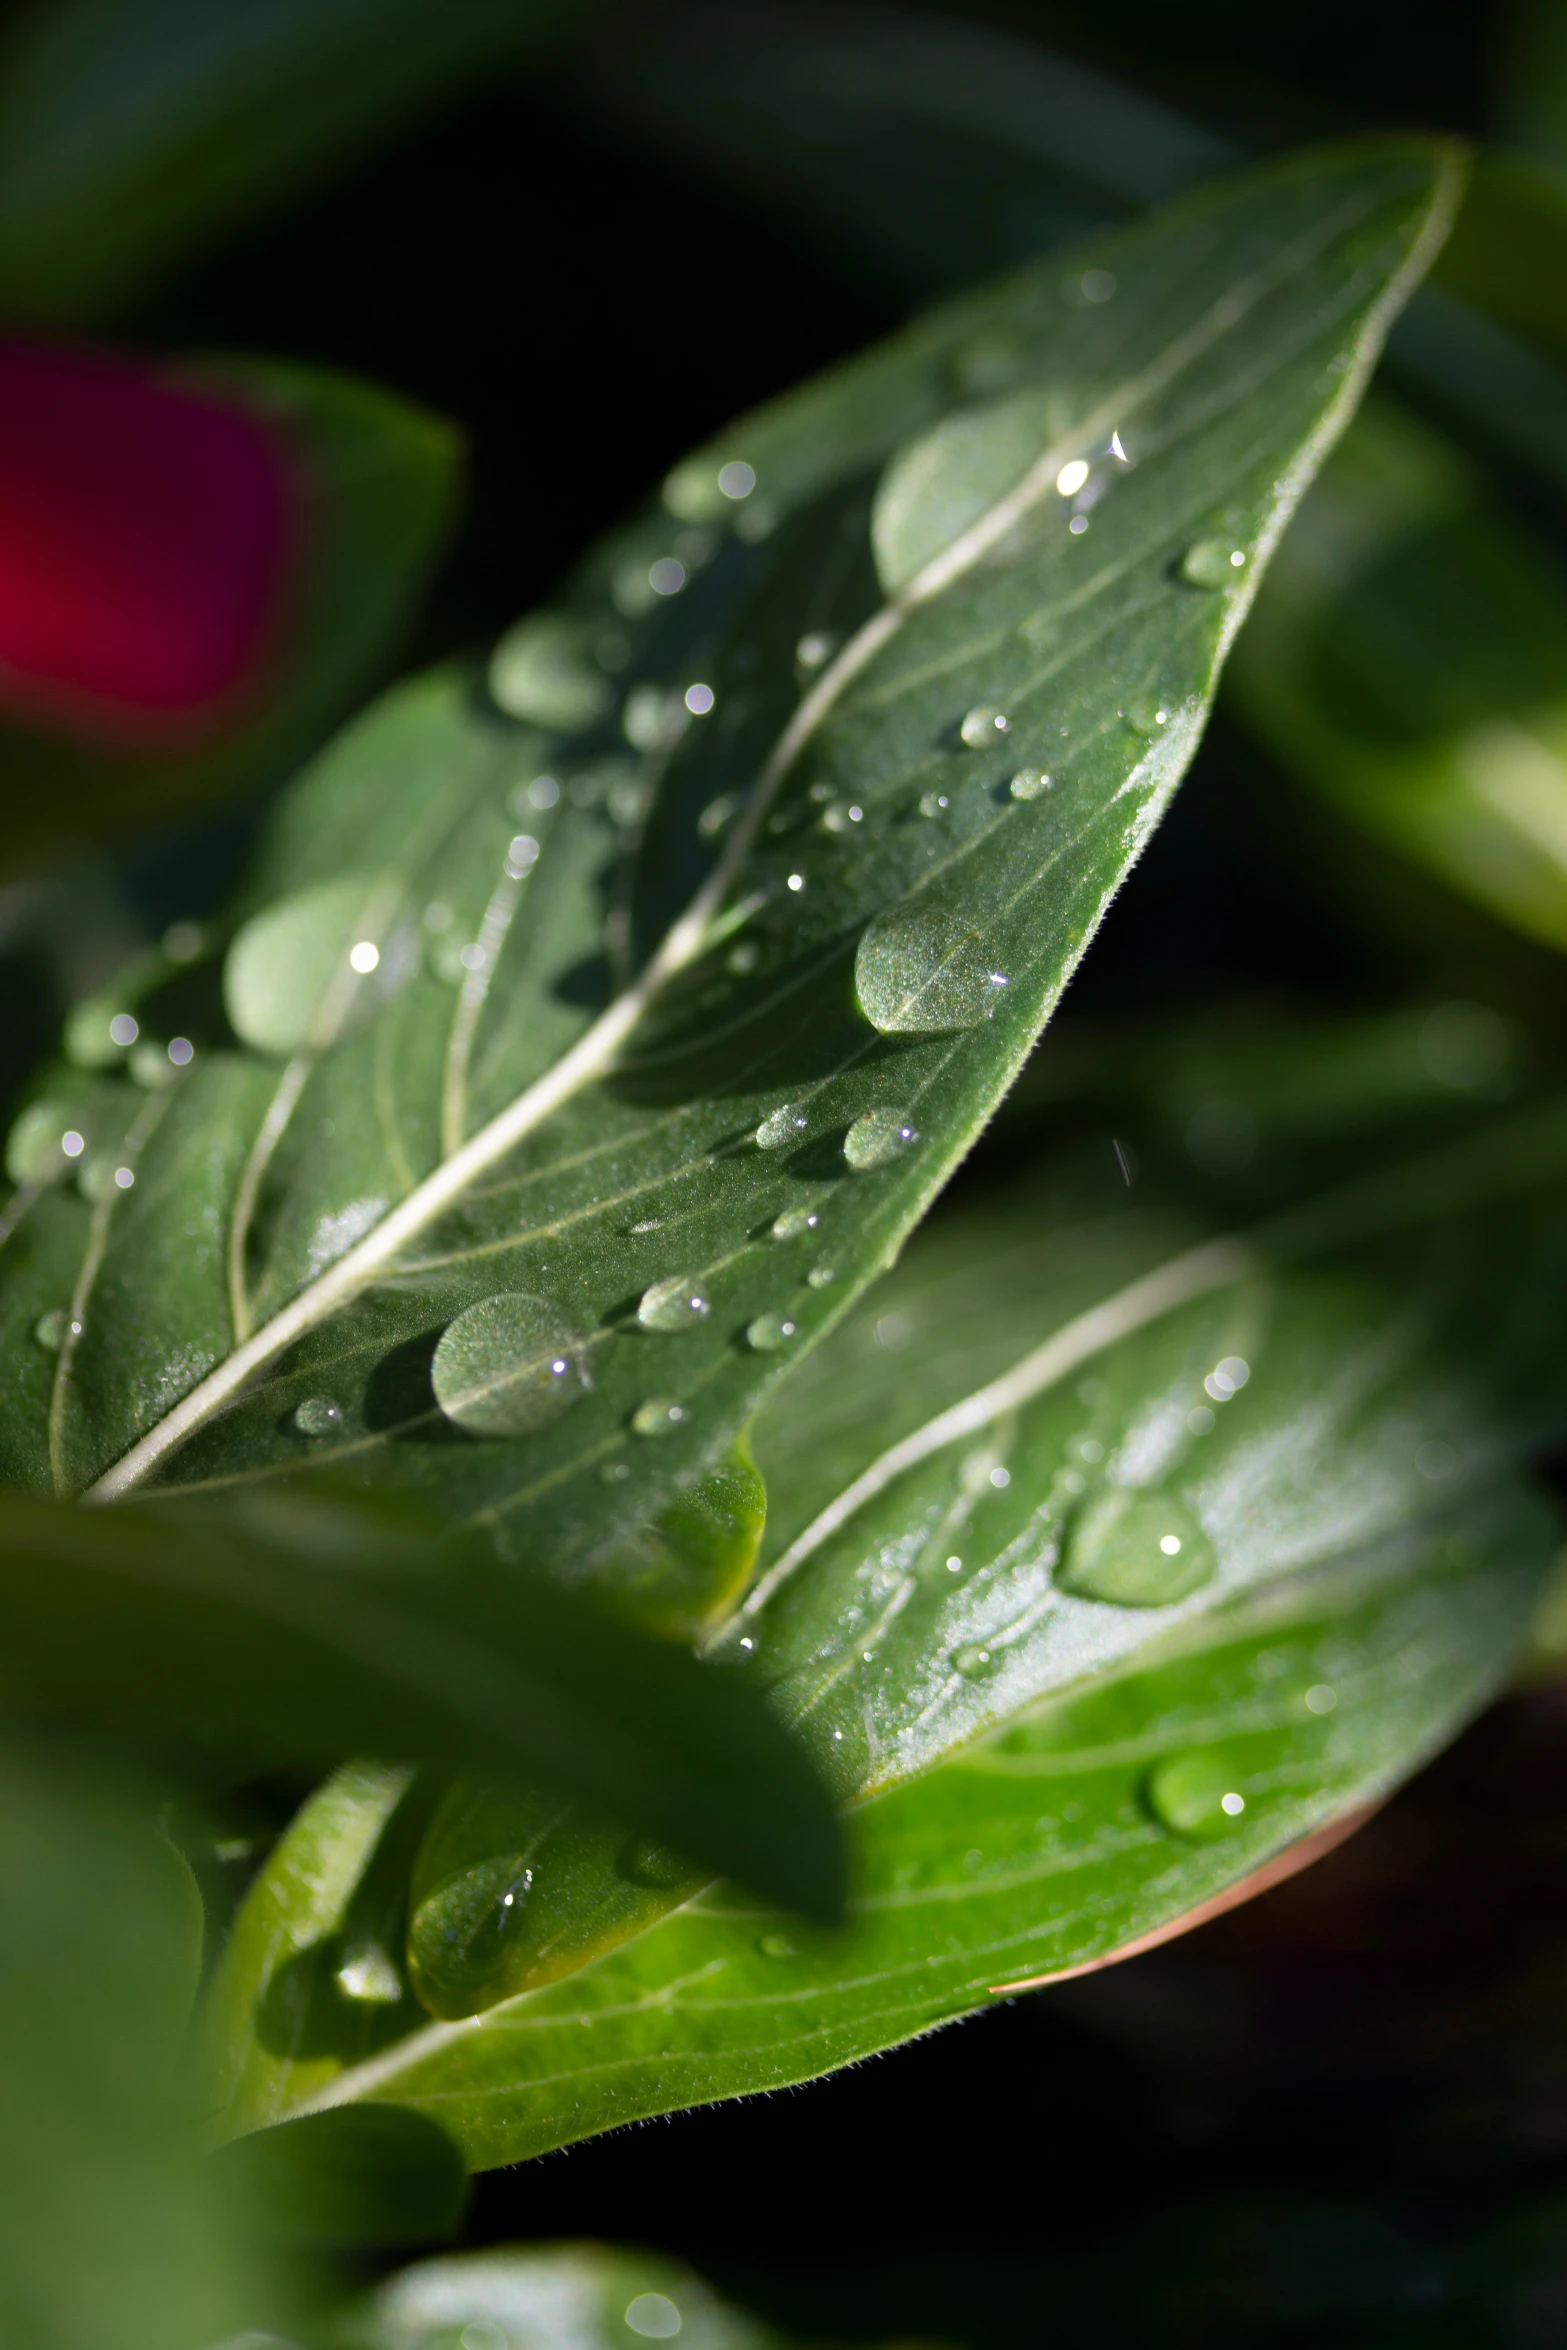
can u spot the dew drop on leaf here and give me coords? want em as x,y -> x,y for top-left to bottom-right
293,1395 -> 344,1437
952,1644 -> 998,1679
756,1103 -> 809,1150
6,1102 -> 86,1185
771,1207 -> 819,1240
619,1835 -> 692,1888
33,1309 -> 65,1352
1125,695 -> 1172,735
807,1264 -> 836,1288
856,899 -> 1009,1032
489,613 -> 611,730
632,1397 -> 688,1438
960,704 -> 1011,747
1056,1488 -> 1215,1606
637,1275 -> 712,1332
334,1940 -> 403,2004
844,1108 -> 920,1172
431,1293 -> 592,1438
747,1311 -> 798,1352
1008,768 -> 1051,800
224,874 -> 382,1056
1181,539 -> 1248,587
1145,1751 -> 1252,1838
757,1934 -> 796,1959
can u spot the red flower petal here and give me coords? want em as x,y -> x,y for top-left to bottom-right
0,338 -> 291,743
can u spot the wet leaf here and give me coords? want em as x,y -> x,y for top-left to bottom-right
205,1114 -> 1566,2159
0,146 -> 1458,1620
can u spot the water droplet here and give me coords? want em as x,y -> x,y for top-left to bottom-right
756,1103 -> 808,1150
33,1309 -> 65,1352
625,2295 -> 684,2342
1204,1355 -> 1250,1401
599,1459 -> 632,1482
818,799 -> 865,834
620,1835 -> 692,1887
293,1396 -> 344,1438
698,793 -> 738,839
638,1275 -> 711,1332
757,1932 -> 796,1959
648,557 -> 686,597
431,1294 -> 591,1438
505,834 -> 540,878
1068,515 -> 1089,536
1146,1752 -> 1253,1838
632,1397 -> 689,1438
807,1264 -> 836,1288
1188,1405 -> 1216,1435
844,1108 -> 920,1172
1057,1489 -> 1215,1606
489,613 -> 611,729
856,900 -> 1009,1032
918,791 -> 950,817
622,683 -> 683,752
684,681 -> 715,716
1055,459 -> 1090,497
225,875 -> 385,1056
796,631 -> 838,670
1008,768 -> 1051,800
1081,268 -> 1117,303
747,1311 -> 798,1352
717,460 -> 756,500
785,871 -> 806,893
727,941 -> 760,975
771,1206 -> 819,1240
1126,695 -> 1171,735
1182,539 -> 1248,588
163,919 -> 204,963
335,1941 -> 403,2004
167,1038 -> 195,1068
960,704 -> 1010,748
6,1104 -> 90,1186
952,1644 -> 998,1679
1304,1684 -> 1337,1715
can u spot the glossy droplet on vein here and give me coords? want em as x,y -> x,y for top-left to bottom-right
431,1293 -> 592,1438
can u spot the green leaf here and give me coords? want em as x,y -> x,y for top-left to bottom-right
1227,395 -> 1567,950
205,1117 -> 1564,2163
0,354 -> 462,879
0,0 -> 580,324
1,146 -> 1457,1607
0,1484 -> 841,1923
319,2242 -> 782,2350
0,1744 -> 256,2347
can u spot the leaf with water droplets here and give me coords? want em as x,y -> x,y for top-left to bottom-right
234,1104 -> 1567,2165
0,147 -> 1455,1621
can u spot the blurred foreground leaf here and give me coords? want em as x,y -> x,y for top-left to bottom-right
0,1484 -> 841,1922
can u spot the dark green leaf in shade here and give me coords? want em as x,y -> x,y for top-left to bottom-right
0,355 -> 462,879
214,2105 -> 468,2249
0,1485 -> 841,1923
0,147 -> 1458,1619
0,0 -> 581,324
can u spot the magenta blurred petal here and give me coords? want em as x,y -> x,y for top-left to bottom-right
0,338 -> 290,740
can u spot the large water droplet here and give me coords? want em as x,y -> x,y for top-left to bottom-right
1057,1488 -> 1215,1606
856,900 -> 1009,1033
756,1103 -> 808,1150
225,875 -> 384,1057
1182,539 -> 1248,588
293,1395 -> 344,1438
632,1397 -> 689,1437
431,1293 -> 591,1438
638,1275 -> 711,1332
1146,1752 -> 1252,1838
960,704 -> 1011,748
747,1311 -> 798,1352
489,613 -> 611,730
1008,768 -> 1051,800
844,1108 -> 920,1172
